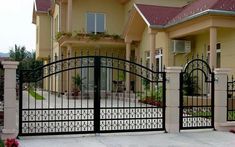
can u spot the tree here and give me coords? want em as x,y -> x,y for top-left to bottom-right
9,44 -> 43,82
9,45 -> 29,61
9,44 -> 30,71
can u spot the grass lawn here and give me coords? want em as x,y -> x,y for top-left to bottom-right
28,88 -> 45,100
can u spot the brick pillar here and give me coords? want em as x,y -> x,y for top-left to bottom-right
165,67 -> 182,133
214,68 -> 231,131
1,61 -> 19,139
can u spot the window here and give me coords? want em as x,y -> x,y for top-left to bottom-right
86,13 -> 105,34
207,43 -> 221,68
145,51 -> 150,68
155,48 -> 163,72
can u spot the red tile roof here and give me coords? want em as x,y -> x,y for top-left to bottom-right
35,0 -> 51,12
136,4 -> 182,25
169,0 -> 235,24
135,0 -> 235,27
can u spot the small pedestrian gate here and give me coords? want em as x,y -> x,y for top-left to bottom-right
180,58 -> 214,130
19,55 -> 166,136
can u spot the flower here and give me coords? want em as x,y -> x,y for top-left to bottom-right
5,138 -> 19,147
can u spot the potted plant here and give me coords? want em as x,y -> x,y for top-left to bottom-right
72,74 -> 83,96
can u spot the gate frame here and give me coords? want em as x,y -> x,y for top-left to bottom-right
179,58 -> 215,130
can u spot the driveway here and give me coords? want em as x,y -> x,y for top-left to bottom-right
19,131 -> 235,147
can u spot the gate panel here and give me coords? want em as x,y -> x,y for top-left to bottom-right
99,57 -> 165,132
180,58 -> 214,130
19,56 -> 96,136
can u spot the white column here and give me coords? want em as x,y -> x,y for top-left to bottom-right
1,61 -> 19,140
162,32 -> 171,67
149,32 -> 156,69
165,67 -> 182,133
214,68 -> 231,131
67,0 -> 73,32
67,45 -> 72,93
125,42 -> 131,92
210,27 -> 217,68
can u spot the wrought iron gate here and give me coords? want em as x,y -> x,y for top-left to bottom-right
180,58 -> 214,130
19,55 -> 166,136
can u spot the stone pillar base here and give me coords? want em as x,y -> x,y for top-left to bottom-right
1,129 -> 18,140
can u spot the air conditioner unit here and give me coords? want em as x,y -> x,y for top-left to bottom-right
172,40 -> 191,53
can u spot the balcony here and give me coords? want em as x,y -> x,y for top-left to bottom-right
56,32 -> 125,49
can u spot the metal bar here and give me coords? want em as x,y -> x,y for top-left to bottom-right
162,72 -> 166,131
179,72 -> 183,130
211,72 -> 215,129
94,56 -> 101,133
19,70 -> 23,135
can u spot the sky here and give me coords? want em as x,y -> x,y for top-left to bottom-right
0,0 -> 35,53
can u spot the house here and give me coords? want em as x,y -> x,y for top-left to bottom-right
32,0 -> 235,92
32,0 -> 192,92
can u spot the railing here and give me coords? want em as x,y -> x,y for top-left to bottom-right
0,63 -> 4,128
227,76 -> 235,121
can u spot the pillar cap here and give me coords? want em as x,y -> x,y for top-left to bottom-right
1,61 -> 19,69
214,68 -> 231,74
165,67 -> 182,73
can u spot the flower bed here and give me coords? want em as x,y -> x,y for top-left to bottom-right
139,97 -> 162,107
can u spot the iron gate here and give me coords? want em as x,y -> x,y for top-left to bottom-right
180,58 -> 214,130
19,55 -> 166,136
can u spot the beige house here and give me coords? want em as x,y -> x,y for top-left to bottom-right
33,0 -> 235,92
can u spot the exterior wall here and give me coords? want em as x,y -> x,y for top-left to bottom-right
36,14 -> 51,59
72,0 -> 125,35
173,32 -> 208,67
61,3 -> 67,32
218,28 -> 235,76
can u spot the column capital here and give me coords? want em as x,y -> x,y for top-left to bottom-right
210,27 -> 218,29
165,67 -> 182,73
1,61 -> 19,69
124,37 -> 132,43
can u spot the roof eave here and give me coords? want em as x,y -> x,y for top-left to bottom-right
149,25 -> 164,29
165,9 -> 235,28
